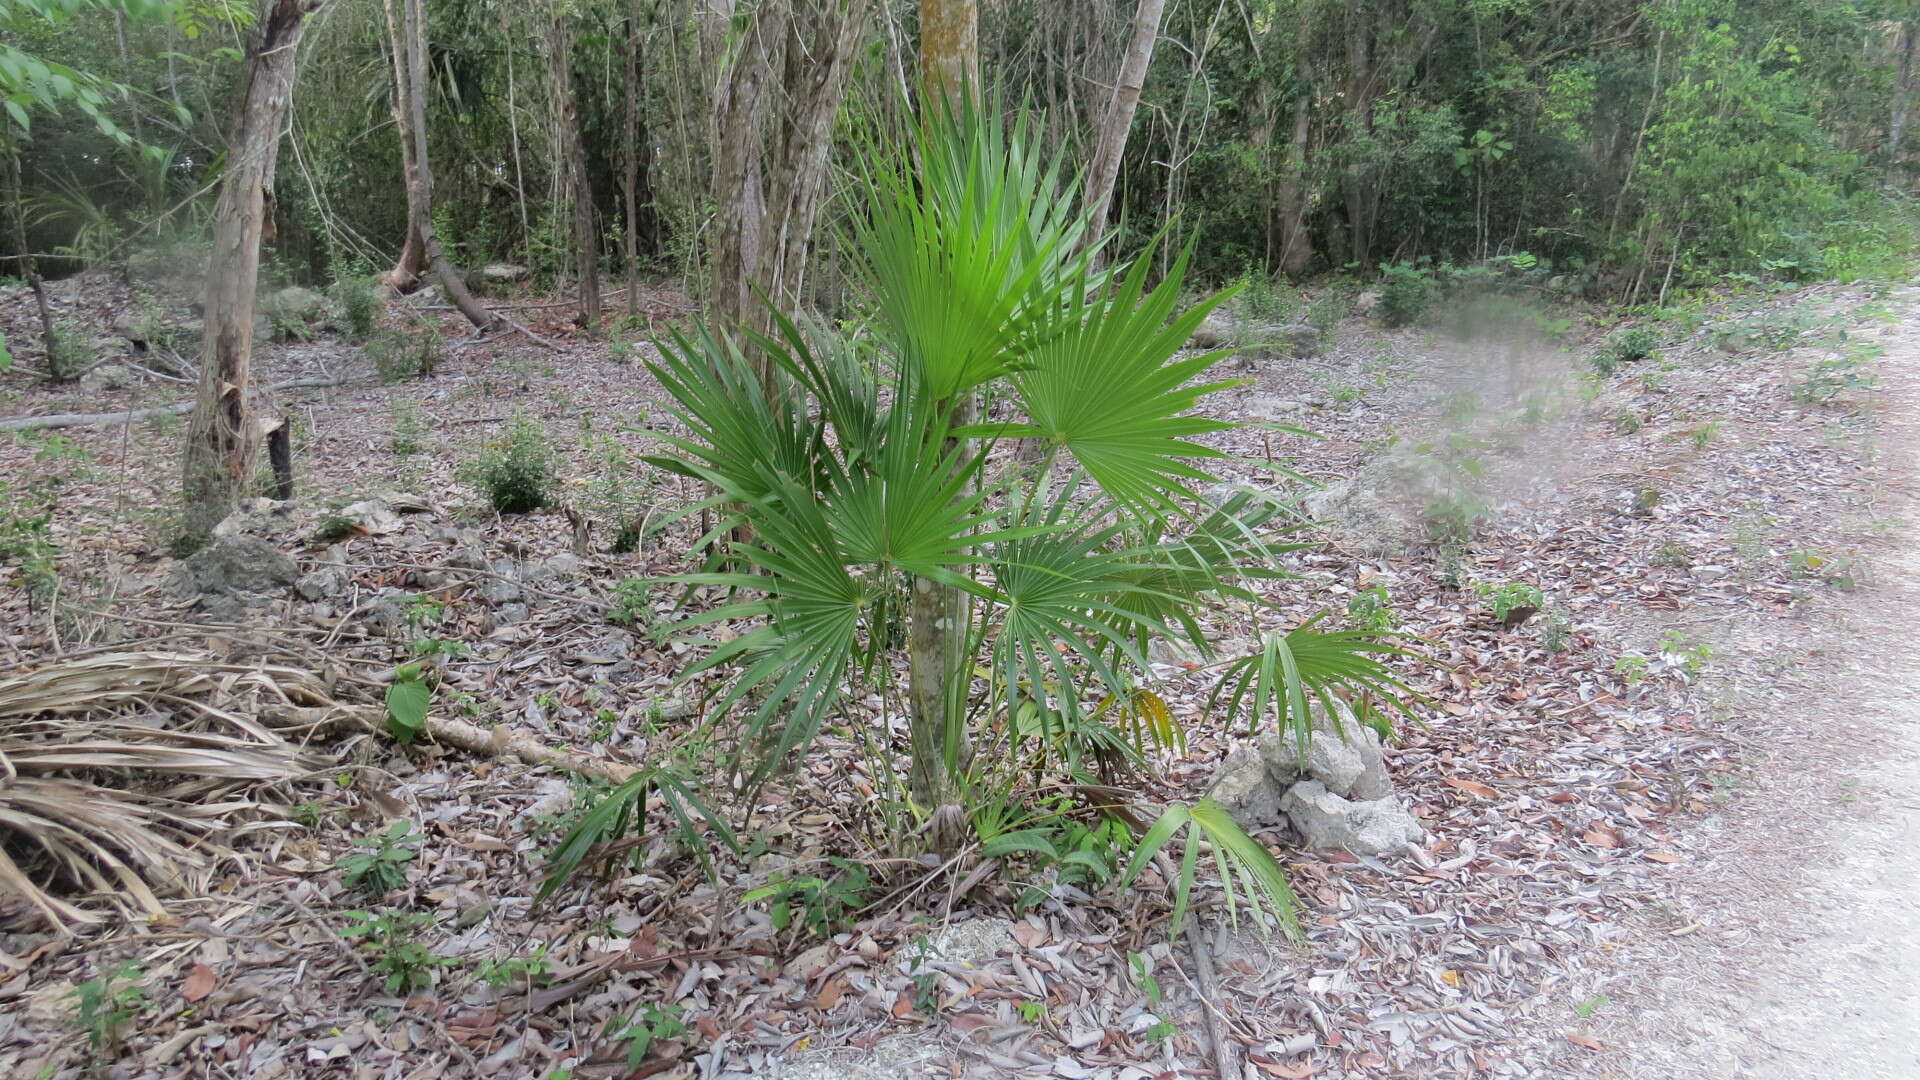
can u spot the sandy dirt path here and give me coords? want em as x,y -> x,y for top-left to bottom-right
1597,284 -> 1920,1079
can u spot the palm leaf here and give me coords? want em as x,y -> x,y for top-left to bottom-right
1118,798 -> 1301,939
852,100 -> 1093,402
537,763 -> 739,902
1208,621 -> 1424,753
997,240 -> 1241,517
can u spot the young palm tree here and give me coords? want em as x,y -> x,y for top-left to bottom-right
636,107 -> 1415,933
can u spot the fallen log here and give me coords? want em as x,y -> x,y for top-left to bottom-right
0,375 -> 350,432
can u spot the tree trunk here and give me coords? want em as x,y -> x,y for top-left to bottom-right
918,0 -> 977,112
550,11 -> 600,332
908,0 -> 979,846
382,0 -> 428,293
388,0 -> 494,330
1274,94 -> 1315,275
2,125 -> 58,371
764,0 -> 866,315
182,0 -> 316,544
706,3 -> 782,343
1081,0 -> 1166,246
1891,19 -> 1917,178
1340,13 -> 1377,265
623,8 -> 641,319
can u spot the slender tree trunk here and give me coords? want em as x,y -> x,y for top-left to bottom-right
764,0 -> 866,314
550,11 -> 600,332
388,0 -> 493,329
707,2 -> 783,344
1341,15 -> 1377,264
382,0 -> 427,292
182,0 -> 317,543
1081,0 -> 1166,246
909,0 -> 979,846
623,8 -> 641,319
3,126 -> 58,370
1891,19 -> 1917,179
504,18 -> 531,251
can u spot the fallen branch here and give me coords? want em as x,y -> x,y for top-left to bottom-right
0,376 -> 352,433
291,694 -> 697,786
1189,927 -> 1245,1080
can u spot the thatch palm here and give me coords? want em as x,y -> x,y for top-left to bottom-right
642,110 -> 1414,932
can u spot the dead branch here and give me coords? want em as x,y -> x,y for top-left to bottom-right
0,376 -> 350,432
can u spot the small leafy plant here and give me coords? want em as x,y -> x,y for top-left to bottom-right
744,857 -> 871,938
1592,327 -> 1658,374
465,414 -> 555,513
1473,580 -> 1544,625
1377,262 -> 1434,327
476,944 -> 554,990
341,910 -> 456,993
337,820 -> 422,895
1658,630 -> 1712,675
71,961 -> 147,1052
602,1002 -> 687,1069
384,662 -> 433,745
606,577 -> 653,628
45,317 -> 93,382
1613,654 -> 1650,685
1345,584 -> 1398,633
391,400 -> 427,456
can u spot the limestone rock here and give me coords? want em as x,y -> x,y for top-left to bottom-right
1239,322 -> 1324,361
1187,310 -> 1236,349
482,263 -> 529,284
264,286 -> 326,320
1281,781 -> 1423,855
176,535 -> 299,596
212,498 -> 301,541
79,363 -> 134,392
1211,745 -> 1286,827
295,566 -> 349,602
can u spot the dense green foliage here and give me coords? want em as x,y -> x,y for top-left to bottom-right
3,0 -> 1912,296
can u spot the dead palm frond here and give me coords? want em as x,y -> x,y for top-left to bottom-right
0,651 -> 339,932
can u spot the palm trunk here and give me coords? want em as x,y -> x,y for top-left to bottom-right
1081,0 -> 1166,247
908,0 -> 979,848
182,0 -> 316,543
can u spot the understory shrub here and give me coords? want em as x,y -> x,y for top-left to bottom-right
464,414 -> 554,513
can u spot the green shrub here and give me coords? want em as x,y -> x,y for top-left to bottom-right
465,414 -> 554,513
45,317 -> 92,382
1377,262 -> 1434,328
367,320 -> 444,383
330,273 -> 379,340
1593,327 -> 1658,374
390,400 -> 427,456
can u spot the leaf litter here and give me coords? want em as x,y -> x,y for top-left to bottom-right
0,269 -> 1905,1078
